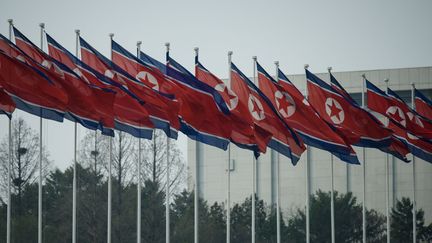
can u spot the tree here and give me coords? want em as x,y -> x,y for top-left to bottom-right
0,118 -> 51,216
391,197 -> 432,242
287,190 -> 386,243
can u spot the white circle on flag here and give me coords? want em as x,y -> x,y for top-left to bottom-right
274,90 -> 296,118
104,69 -> 115,79
214,83 -> 238,110
386,106 -> 406,127
73,68 -> 90,84
136,71 -> 159,91
42,59 -> 65,79
325,98 -> 345,124
406,111 -> 424,128
248,94 -> 265,121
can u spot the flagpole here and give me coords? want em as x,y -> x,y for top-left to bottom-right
252,56 -> 258,243
6,18 -> 13,243
361,74 -> 367,243
384,78 -> 390,243
107,33 -> 114,243
38,22 -> 45,243
72,29 -> 81,243
136,41 -> 143,243
304,64 -> 310,243
193,46 -> 200,243
166,135 -> 170,243
226,50 -> 233,243
410,82 -> 417,243
327,67 -> 335,243
274,61 -> 281,243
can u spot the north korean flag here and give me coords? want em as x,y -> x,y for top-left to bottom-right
306,69 -> 392,148
0,85 -> 15,118
166,54 -> 232,150
231,62 -> 305,164
330,74 -> 409,161
257,63 -> 359,164
366,80 -> 432,140
13,27 -> 117,135
388,118 -> 432,163
195,59 -> 272,155
0,34 -> 68,122
414,88 -> 432,121
110,40 -> 180,138
46,34 -> 153,139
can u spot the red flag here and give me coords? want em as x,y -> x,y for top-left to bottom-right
306,69 -> 393,148
231,63 -> 305,163
414,88 -> 432,121
257,63 -> 359,164
195,60 -> 271,154
0,85 -> 15,117
13,27 -> 116,134
46,33 -> 154,138
366,80 -> 432,140
110,40 -> 180,138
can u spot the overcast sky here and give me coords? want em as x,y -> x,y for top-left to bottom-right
1,0 -> 431,171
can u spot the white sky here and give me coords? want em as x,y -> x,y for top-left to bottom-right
1,0 -> 431,171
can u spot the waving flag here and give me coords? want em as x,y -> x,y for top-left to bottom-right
46,34 -> 153,139
166,53 -> 232,150
110,40 -> 180,138
0,86 -> 15,118
366,80 -> 432,140
13,27 -> 116,135
414,88 -> 432,121
231,63 -> 305,164
0,34 -> 68,121
256,63 -> 358,164
195,59 -> 271,155
329,73 -> 409,161
306,69 -> 392,149
388,118 -> 432,163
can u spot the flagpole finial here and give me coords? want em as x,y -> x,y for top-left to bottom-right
304,64 -> 309,69
194,47 -> 199,56
109,33 -> 114,39
75,29 -> 80,35
252,56 -> 257,62
165,42 -> 170,49
39,23 -> 45,29
361,73 -> 366,78
228,51 -> 233,56
384,78 -> 389,83
274,61 -> 279,66
411,82 -> 415,88
327,67 -> 332,73
137,41 -> 142,46
7,19 -> 13,25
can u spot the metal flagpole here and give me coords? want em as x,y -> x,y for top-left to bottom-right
6,18 -> 13,243
304,64 -> 310,243
384,78 -> 390,243
251,56 -> 258,243
107,33 -> 114,243
361,74 -> 367,243
166,136 -> 170,243
38,22 -> 45,243
274,61 -> 281,243
327,67 -> 335,243
192,46 -> 200,243
226,50 -> 233,243
136,41 -> 143,243
72,29 -> 81,243
410,82 -> 417,243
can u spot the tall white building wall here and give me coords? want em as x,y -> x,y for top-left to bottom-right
187,66 -> 432,222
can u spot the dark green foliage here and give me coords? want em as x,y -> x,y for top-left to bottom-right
391,197 -> 432,242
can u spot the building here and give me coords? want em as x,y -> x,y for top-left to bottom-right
187,66 -> 432,223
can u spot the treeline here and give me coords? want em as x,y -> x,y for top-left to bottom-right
0,163 -> 431,242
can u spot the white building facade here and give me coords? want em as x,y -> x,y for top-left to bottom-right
187,66 -> 432,222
